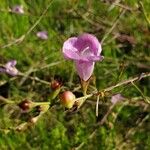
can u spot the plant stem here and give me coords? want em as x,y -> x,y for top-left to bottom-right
0,96 -> 15,104
139,1 -> 150,28
34,102 -> 50,106
77,72 -> 150,106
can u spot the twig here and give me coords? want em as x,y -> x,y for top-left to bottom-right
101,9 -> 126,44
19,67 -> 35,86
138,1 -> 150,28
0,96 -> 15,104
32,61 -> 64,72
108,0 -> 121,11
18,72 -> 50,85
0,61 -> 62,87
114,3 -> 134,11
131,81 -> 150,104
103,72 -> 150,92
96,95 -> 100,117
76,72 -> 150,106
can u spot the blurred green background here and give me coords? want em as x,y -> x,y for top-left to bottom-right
0,0 -> 150,149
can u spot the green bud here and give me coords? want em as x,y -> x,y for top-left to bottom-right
60,91 -> 76,109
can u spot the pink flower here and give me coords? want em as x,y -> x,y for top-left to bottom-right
110,94 -> 125,104
36,31 -> 48,40
0,60 -> 18,76
62,33 -> 103,81
11,5 -> 24,14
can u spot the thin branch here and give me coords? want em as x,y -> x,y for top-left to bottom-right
103,72 -> 150,92
138,1 -> 150,28
18,72 -> 50,85
77,72 -> 150,105
96,95 -> 100,117
101,9 -> 126,44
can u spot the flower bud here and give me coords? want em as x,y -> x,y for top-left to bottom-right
29,116 -> 39,124
60,91 -> 76,109
11,5 -> 24,14
49,80 -> 62,100
18,99 -> 33,111
36,31 -> 48,40
51,80 -> 62,91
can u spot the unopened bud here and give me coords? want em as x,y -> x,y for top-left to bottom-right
49,80 -> 62,100
60,91 -> 76,109
51,80 -> 62,90
29,116 -> 39,124
18,99 -> 33,111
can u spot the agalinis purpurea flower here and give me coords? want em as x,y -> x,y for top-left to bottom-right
36,31 -> 48,40
62,33 -> 103,81
11,5 -> 24,14
0,60 -> 18,76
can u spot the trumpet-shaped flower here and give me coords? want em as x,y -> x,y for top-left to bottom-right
62,33 -> 103,81
0,60 -> 18,76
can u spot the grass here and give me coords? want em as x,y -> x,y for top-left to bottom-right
0,0 -> 150,149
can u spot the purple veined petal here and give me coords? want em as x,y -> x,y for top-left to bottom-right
75,61 -> 95,81
36,31 -> 48,40
74,33 -> 101,55
62,37 -> 81,60
63,48 -> 81,60
110,94 -> 125,104
78,46 -> 102,62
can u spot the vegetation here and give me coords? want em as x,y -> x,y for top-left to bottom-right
0,0 -> 150,149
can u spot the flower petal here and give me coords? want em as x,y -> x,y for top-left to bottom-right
110,94 -> 124,104
74,33 -> 101,55
75,61 -> 94,81
36,31 -> 48,40
6,68 -> 18,76
5,60 -> 17,68
85,55 -> 104,62
4,60 -> 18,76
62,37 -> 81,60
97,44 -> 102,55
